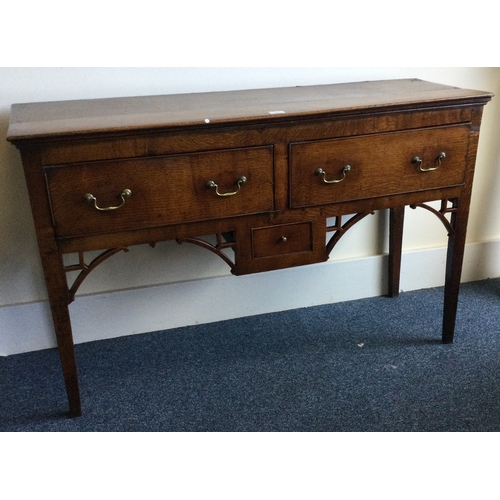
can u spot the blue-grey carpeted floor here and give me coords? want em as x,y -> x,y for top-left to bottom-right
2,278 -> 500,432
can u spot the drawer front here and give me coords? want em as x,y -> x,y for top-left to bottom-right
45,146 -> 274,237
290,125 -> 470,208
252,222 -> 313,259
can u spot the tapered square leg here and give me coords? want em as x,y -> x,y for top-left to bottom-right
388,206 -> 405,298
40,247 -> 82,417
442,198 -> 467,344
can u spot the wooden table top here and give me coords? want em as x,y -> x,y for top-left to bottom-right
7,79 -> 493,142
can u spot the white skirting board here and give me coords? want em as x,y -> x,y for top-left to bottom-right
2,240 -> 500,356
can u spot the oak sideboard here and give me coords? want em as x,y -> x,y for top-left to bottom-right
7,79 -> 492,417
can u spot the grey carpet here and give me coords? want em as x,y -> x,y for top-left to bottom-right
2,278 -> 500,431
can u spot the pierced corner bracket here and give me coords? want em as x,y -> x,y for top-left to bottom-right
326,212 -> 375,256
64,247 -> 129,303
176,232 -> 237,272
409,198 -> 458,236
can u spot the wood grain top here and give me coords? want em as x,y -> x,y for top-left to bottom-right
6,79 -> 493,143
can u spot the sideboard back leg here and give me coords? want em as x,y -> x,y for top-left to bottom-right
388,206 -> 405,298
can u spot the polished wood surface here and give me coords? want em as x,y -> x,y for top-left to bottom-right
7,79 -> 493,417
45,146 -> 274,237
7,79 -> 490,140
290,125 -> 470,207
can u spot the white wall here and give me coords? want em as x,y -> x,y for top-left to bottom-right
1,67 -> 500,354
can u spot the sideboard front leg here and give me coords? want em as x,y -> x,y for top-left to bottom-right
49,299 -> 82,417
19,150 -> 82,417
442,198 -> 467,344
40,246 -> 82,417
388,206 -> 405,298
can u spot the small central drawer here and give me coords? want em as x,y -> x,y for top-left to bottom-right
45,146 -> 274,237
289,124 -> 470,208
252,221 -> 313,259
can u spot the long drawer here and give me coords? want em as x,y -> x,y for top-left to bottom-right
45,146 -> 274,237
289,125 -> 470,208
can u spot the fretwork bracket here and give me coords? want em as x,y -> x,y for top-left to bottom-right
409,198 -> 458,237
326,212 -> 375,256
64,248 -> 129,303
63,233 -> 238,303
176,232 -> 237,272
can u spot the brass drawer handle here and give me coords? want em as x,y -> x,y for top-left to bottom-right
315,165 -> 351,184
206,176 -> 247,197
412,152 -> 446,172
84,189 -> 132,211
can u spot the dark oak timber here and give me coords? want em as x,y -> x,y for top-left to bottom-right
7,79 -> 492,417
388,206 -> 405,298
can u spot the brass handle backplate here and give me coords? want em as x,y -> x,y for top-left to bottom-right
206,176 -> 247,197
315,165 -> 351,184
412,152 -> 446,172
84,189 -> 132,211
